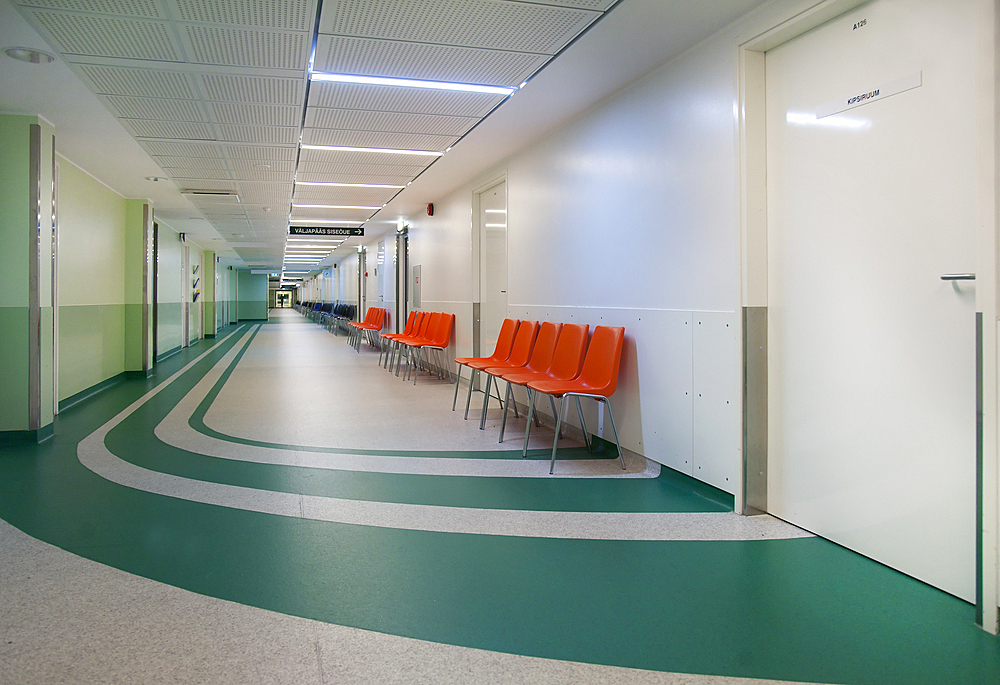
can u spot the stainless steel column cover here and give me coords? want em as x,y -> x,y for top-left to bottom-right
976,311 -> 984,626
742,306 -> 767,515
27,124 -> 41,431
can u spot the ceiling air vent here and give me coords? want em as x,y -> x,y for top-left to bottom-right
180,189 -> 239,197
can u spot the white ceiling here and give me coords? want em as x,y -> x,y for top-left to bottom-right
0,0 -> 767,277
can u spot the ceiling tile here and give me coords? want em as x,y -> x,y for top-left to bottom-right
183,25 -> 310,69
304,108 -> 477,137
198,73 -> 304,104
168,0 -> 315,30
215,124 -> 298,144
125,120 -> 215,139
297,147 -> 440,167
15,0 -> 162,19
104,95 -> 205,121
319,0 -> 598,54
28,10 -> 180,60
208,102 -> 300,126
76,64 -> 197,98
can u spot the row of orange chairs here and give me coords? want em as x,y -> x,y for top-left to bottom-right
379,310 -> 455,384
454,319 -> 626,474
348,307 -> 386,352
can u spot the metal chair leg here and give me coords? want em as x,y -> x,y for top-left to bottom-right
499,381 -> 512,443
452,367 -> 463,410
575,395 -> 592,453
604,399 -> 626,470
479,374 -> 492,430
464,369 -> 478,420
549,395 -> 569,474
521,388 -> 536,457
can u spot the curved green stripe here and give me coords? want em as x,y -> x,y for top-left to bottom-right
104,343 -> 730,513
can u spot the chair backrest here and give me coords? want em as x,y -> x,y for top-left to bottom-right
362,307 -> 378,325
411,311 -> 433,339
487,318 -> 520,362
312,302 -> 322,311
523,321 -> 562,374
577,326 -> 626,396
505,320 -> 539,367
372,307 -> 386,330
418,312 -> 443,342
401,310 -> 418,335
546,323 -> 589,381
427,313 -> 455,347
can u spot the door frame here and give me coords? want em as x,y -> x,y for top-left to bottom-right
736,0 -> 999,632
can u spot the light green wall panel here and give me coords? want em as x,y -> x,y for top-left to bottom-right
157,302 -> 182,359
0,307 -> 29,431
203,251 -> 216,336
58,304 -> 125,401
237,270 -> 268,320
0,116 -> 33,307
57,158 -> 125,307
124,200 -> 152,372
188,246 -> 202,345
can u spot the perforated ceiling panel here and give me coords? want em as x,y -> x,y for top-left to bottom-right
320,0 -> 599,54
305,109 -> 478,137
11,0 -> 620,270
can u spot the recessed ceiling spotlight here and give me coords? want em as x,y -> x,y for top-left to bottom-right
256,164 -> 271,169
4,47 -> 55,64
145,176 -> 168,182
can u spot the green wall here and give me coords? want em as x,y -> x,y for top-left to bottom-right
237,270 -> 267,321
57,158 -> 126,402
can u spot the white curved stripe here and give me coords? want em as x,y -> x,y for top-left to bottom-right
153,330 -> 657,478
75,325 -> 811,541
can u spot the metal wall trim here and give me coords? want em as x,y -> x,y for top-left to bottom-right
141,203 -> 150,371
27,124 -> 41,431
742,306 -> 768,515
977,311 -> 984,626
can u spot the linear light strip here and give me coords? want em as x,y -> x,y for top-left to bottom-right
295,181 -> 404,189
310,72 -> 516,96
292,204 -> 381,210
300,144 -> 442,156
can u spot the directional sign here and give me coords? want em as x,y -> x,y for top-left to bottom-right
288,226 -> 364,236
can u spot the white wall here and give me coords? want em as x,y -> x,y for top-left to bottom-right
393,21 -> 752,493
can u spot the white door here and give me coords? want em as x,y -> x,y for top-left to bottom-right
766,0 -> 979,600
479,181 -> 508,357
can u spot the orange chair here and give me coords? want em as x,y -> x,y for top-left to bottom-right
527,326 -> 626,474
348,306 -> 382,351
501,323 -> 589,457
453,319 -> 519,419
404,312 -> 455,384
492,321 -> 562,443
392,311 -> 433,376
355,307 -> 386,352
473,320 -> 539,429
380,310 -> 418,369
394,311 -> 441,376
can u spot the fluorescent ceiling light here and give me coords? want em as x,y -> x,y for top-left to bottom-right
292,204 -> 381,210
484,223 -> 507,228
295,181 -> 404,189
311,72 -> 515,96
300,144 -> 442,156
484,209 -> 507,213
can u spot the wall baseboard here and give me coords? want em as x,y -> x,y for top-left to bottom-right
58,372 -> 127,412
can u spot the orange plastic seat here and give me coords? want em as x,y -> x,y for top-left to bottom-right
380,310 -> 418,369
348,307 -> 385,352
490,321 -> 562,443
500,323 -> 589,457
468,320 -> 539,429
526,326 -> 626,474
453,318 -> 519,419
403,312 -> 455,384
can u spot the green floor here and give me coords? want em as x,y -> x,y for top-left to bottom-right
1,323 -> 998,684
